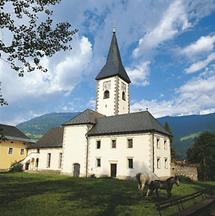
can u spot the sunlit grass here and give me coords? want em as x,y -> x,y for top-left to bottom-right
0,172 -> 214,216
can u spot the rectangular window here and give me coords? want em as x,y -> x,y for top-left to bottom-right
112,140 -> 116,148
127,139 -> 133,148
164,158 -> 168,169
157,139 -> 160,149
37,149 -> 40,153
47,153 -> 51,168
96,140 -> 101,149
128,158 -> 133,169
164,140 -> 167,150
157,157 -> 161,169
97,158 -> 101,167
20,149 -> 24,155
59,153 -> 63,169
8,148 -> 13,155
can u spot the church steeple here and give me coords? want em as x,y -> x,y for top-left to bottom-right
95,30 -> 131,116
96,31 -> 131,83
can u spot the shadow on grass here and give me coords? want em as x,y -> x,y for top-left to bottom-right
1,173 -> 214,216
0,173 -> 145,215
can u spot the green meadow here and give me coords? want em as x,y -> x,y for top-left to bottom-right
0,172 -> 214,216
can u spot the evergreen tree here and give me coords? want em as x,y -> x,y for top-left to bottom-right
187,132 -> 215,180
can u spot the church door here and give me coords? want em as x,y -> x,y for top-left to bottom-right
110,163 -> 117,177
73,163 -> 80,177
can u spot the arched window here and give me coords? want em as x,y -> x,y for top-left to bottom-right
104,90 -> 110,99
122,91 -> 126,101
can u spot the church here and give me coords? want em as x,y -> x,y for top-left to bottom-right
24,30 -> 171,179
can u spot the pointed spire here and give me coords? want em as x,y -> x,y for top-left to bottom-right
96,31 -> 131,83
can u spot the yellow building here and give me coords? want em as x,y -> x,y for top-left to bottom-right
0,124 -> 31,171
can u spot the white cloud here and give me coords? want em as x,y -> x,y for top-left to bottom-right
131,64 -> 215,117
185,52 -> 215,73
181,35 -> 215,57
133,0 -> 190,57
51,37 -> 93,93
0,36 -> 93,103
126,61 -> 151,86
87,99 -> 96,110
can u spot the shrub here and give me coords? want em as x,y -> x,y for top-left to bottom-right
9,162 -> 23,172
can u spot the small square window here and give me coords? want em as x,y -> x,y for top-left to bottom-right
128,158 -> 133,169
97,158 -> 101,167
20,149 -> 24,155
164,158 -> 168,169
59,153 -> 63,169
164,140 -> 167,149
8,148 -> 13,154
96,140 -> 101,149
157,157 -> 161,169
127,139 -> 133,148
112,140 -> 116,148
47,153 -> 51,168
157,139 -> 160,149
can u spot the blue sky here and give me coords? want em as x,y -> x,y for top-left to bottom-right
1,0 -> 215,125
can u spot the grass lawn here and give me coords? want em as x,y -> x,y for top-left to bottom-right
0,172 -> 214,216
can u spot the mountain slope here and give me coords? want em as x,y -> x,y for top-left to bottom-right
158,113 -> 215,159
17,112 -> 79,140
17,112 -> 215,159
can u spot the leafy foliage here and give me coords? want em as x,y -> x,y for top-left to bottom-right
0,82 -> 7,106
9,162 -> 23,172
0,127 -> 7,141
187,132 -> 215,180
0,0 -> 77,76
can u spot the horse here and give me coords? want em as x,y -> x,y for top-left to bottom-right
136,172 -> 158,197
147,176 -> 180,199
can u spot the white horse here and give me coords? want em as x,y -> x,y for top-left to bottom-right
136,172 -> 159,197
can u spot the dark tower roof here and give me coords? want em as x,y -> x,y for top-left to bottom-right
96,31 -> 131,83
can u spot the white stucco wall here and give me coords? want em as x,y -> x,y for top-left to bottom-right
96,76 -> 129,116
153,133 -> 171,177
24,148 -> 62,171
37,148 -> 62,171
117,77 -> 130,114
88,132 -> 171,179
61,124 -> 91,177
88,133 -> 151,179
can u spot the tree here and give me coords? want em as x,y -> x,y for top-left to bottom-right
164,122 -> 176,161
0,0 -> 77,102
187,132 -> 215,180
0,82 -> 7,106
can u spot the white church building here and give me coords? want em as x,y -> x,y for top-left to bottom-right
24,31 -> 171,179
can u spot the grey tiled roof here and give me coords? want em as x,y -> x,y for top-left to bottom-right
0,124 -> 30,142
88,111 -> 170,136
29,127 -> 64,149
96,32 -> 131,83
63,109 -> 104,126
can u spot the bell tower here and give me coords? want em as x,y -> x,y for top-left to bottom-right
95,30 -> 131,116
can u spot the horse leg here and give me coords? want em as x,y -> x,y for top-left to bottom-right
155,188 -> 160,200
145,188 -> 151,198
140,183 -> 145,197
